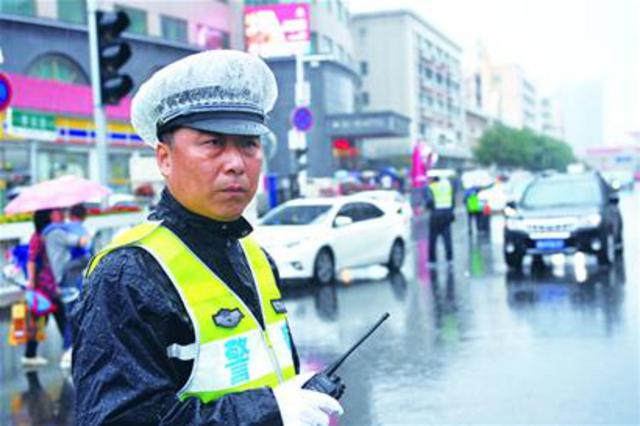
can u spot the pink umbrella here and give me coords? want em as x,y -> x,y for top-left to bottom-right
4,175 -> 111,214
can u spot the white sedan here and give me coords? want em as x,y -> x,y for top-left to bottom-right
252,196 -> 410,285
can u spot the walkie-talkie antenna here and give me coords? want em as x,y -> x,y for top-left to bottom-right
325,312 -> 390,376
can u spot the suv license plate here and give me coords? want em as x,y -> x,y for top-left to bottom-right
536,239 -> 565,250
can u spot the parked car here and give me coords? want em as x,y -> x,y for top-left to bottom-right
503,172 -> 623,269
253,196 -> 410,285
350,190 -> 413,223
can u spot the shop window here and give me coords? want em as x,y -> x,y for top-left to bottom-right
360,61 -> 368,76
195,24 -> 229,49
161,15 -> 188,43
309,32 -> 318,54
0,0 -> 35,16
361,92 -> 369,106
109,153 -> 131,192
115,5 -> 147,35
37,150 -> 88,181
26,54 -> 89,84
319,35 -> 333,54
58,0 -> 87,24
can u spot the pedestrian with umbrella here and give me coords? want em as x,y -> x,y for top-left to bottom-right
5,175 -> 108,367
22,209 -> 62,367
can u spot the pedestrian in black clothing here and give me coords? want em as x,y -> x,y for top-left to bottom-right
425,176 -> 455,264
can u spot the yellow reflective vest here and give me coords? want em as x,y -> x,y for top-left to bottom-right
429,180 -> 454,209
87,222 -> 296,403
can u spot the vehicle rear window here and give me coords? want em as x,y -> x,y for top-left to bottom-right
261,205 -> 332,225
521,178 -> 602,208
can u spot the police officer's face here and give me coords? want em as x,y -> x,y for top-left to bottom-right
156,128 -> 263,221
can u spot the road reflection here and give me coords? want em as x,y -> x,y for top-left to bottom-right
506,261 -> 626,336
8,370 -> 74,426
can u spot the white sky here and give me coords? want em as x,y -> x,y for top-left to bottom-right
345,0 -> 640,146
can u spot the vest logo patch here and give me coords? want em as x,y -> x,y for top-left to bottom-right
224,337 -> 250,386
271,299 -> 287,314
213,308 -> 244,328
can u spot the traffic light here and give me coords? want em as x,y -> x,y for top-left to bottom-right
95,10 -> 132,105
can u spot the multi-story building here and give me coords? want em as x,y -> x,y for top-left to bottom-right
352,10 -> 467,168
0,0 -> 233,198
465,108 -> 491,152
466,45 -> 538,132
539,96 -> 564,140
237,1 -> 408,184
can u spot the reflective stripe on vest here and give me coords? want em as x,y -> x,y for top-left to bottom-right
429,180 -> 453,209
87,222 -> 296,403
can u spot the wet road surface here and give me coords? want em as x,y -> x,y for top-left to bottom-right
0,192 -> 637,425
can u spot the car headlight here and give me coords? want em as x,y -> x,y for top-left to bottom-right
578,213 -> 601,228
506,217 -> 526,231
504,206 -> 517,217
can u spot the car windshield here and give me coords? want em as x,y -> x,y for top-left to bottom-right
521,178 -> 602,208
261,204 -> 332,225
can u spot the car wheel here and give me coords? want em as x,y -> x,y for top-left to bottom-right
505,250 -> 524,270
387,239 -> 405,271
313,248 -> 335,285
597,232 -> 615,266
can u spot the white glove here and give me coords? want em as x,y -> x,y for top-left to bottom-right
273,372 -> 344,426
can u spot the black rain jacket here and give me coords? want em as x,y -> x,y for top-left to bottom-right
72,189 -> 299,425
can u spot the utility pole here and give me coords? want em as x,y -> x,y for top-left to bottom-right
88,0 -> 109,187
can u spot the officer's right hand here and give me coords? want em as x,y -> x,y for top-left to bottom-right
273,372 -> 344,426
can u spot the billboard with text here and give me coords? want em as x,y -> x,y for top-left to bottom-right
245,3 -> 310,58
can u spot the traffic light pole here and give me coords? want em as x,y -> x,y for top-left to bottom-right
87,0 -> 109,188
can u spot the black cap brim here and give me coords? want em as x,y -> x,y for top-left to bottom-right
158,111 -> 270,138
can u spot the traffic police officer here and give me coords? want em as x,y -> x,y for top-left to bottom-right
426,175 -> 455,264
73,50 -> 343,425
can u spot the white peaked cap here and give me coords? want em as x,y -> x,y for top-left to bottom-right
131,50 -> 278,147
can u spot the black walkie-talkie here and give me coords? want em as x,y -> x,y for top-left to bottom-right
302,312 -> 390,399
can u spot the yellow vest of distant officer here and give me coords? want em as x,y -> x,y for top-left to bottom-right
429,180 -> 454,209
87,222 -> 296,403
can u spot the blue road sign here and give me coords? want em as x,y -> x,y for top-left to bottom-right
0,73 -> 12,112
291,106 -> 313,132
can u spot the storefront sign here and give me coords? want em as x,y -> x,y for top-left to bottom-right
326,112 -> 411,138
6,108 -> 57,141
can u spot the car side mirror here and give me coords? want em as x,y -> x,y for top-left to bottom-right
505,200 -> 517,209
609,192 -> 620,205
334,216 -> 353,227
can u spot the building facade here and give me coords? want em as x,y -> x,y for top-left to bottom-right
0,0 -> 233,200
352,10 -> 467,167
238,1 -> 408,188
466,45 -> 539,132
539,96 -> 564,140
1,0 -> 410,206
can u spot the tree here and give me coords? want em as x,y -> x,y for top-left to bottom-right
474,123 -> 574,171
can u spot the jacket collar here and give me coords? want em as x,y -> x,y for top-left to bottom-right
150,188 -> 253,240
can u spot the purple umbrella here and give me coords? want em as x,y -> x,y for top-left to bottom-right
4,175 -> 111,214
